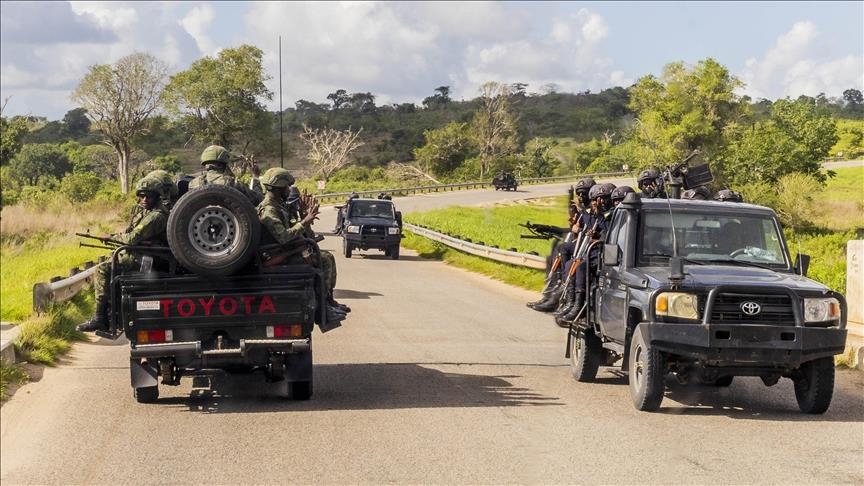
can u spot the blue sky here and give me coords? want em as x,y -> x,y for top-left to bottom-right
1,1 -> 862,120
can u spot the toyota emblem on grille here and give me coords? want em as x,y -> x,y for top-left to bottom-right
741,301 -> 761,315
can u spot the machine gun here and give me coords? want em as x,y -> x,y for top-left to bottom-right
662,150 -> 714,199
519,221 -> 568,241
76,232 -> 124,250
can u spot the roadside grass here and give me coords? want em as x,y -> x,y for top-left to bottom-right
820,166 -> 864,231
14,293 -> 91,365
0,360 -> 29,402
834,346 -> 858,369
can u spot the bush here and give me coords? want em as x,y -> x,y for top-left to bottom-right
58,172 -> 103,202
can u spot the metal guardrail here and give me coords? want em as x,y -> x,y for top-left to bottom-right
404,223 -> 546,269
32,259 -> 106,313
314,171 -> 628,204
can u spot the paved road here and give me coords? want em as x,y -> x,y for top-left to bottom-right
2,182 -> 862,485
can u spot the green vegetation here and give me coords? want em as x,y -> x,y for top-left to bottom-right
0,360 -> 29,401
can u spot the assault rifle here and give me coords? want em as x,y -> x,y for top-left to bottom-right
519,221 -> 569,241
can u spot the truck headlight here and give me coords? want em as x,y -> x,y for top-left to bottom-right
346,225 -> 360,234
387,227 -> 400,235
656,292 -> 699,320
803,298 -> 840,323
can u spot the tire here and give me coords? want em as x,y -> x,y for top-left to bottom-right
390,245 -> 400,260
167,185 -> 260,277
628,327 -> 665,411
290,380 -> 312,400
793,357 -> 835,414
570,330 -> 602,382
134,385 -> 159,403
343,238 -> 352,258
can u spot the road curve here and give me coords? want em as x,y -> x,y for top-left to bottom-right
2,181 -> 862,485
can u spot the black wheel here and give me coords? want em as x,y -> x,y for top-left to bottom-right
343,238 -> 352,258
628,327 -> 665,411
290,380 -> 312,400
793,357 -> 835,414
390,245 -> 400,260
167,185 -> 260,276
570,330 -> 602,382
133,385 -> 159,403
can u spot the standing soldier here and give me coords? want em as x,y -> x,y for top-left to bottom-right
190,145 -> 263,204
77,171 -> 172,332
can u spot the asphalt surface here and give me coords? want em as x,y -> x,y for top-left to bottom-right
2,180 -> 863,485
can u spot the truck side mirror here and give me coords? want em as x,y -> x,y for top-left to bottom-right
603,244 -> 620,266
794,253 -> 810,276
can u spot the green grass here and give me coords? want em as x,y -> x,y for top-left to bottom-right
0,360 -> 29,402
1,235 -> 106,321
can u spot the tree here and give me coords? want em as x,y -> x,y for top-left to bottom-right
163,44 -> 273,153
327,89 -> 350,110
627,58 -> 746,167
516,137 -> 558,177
8,143 -> 71,186
422,86 -> 451,109
1,98 -> 29,166
300,125 -> 364,181
843,88 -> 863,106
62,108 -> 91,137
473,82 -> 518,178
72,52 -> 167,193
412,122 -> 476,177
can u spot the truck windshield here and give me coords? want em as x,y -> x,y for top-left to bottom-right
638,210 -> 789,269
349,201 -> 395,219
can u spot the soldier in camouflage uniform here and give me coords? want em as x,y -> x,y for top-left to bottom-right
189,145 -> 263,204
77,171 -> 173,332
257,168 -> 349,327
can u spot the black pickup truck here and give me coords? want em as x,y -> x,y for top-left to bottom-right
100,185 -> 332,403
340,198 -> 403,259
567,194 -> 847,413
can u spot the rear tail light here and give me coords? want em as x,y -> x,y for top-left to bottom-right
137,329 -> 172,344
266,325 -> 303,338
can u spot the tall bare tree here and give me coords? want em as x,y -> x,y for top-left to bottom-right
72,52 -> 167,193
473,82 -> 518,178
300,125 -> 364,181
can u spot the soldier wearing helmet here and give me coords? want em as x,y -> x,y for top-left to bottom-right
189,145 -> 263,204
611,185 -> 635,206
257,168 -> 349,328
714,189 -> 743,202
78,171 -> 170,333
637,167 -> 666,199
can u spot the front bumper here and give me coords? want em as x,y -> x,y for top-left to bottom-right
643,323 -> 847,368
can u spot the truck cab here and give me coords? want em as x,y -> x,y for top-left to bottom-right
569,194 -> 847,413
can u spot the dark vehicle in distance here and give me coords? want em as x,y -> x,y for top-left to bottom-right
341,198 -> 403,259
568,195 -> 847,414
492,172 -> 518,191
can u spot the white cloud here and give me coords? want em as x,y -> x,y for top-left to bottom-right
738,21 -> 864,100
180,4 -> 217,55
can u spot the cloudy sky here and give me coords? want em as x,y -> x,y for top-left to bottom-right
1,1 -> 862,120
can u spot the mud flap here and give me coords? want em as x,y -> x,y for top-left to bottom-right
130,358 -> 159,389
284,350 -> 313,382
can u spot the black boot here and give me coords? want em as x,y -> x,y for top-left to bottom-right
328,296 -> 351,313
554,287 -> 576,317
559,291 -> 585,323
529,284 -> 565,312
77,299 -> 108,332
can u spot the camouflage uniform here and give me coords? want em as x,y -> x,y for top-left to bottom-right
189,145 -> 263,205
257,193 -> 336,292
79,173 -> 170,332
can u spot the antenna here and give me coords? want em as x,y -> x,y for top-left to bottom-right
279,35 -> 284,168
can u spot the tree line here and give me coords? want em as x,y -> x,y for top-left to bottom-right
1,43 -> 863,209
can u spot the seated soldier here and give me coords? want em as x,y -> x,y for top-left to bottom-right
190,145 -> 263,205
257,168 -> 348,330
78,171 -> 172,332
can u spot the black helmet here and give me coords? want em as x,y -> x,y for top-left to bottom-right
714,189 -> 743,202
637,168 -> 660,185
573,176 -> 596,194
682,186 -> 711,200
349,192 -> 359,200
611,185 -> 635,202
588,182 -> 614,200
637,167 -> 665,198
286,186 -> 301,205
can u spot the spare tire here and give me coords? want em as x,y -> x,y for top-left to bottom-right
167,185 -> 260,276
